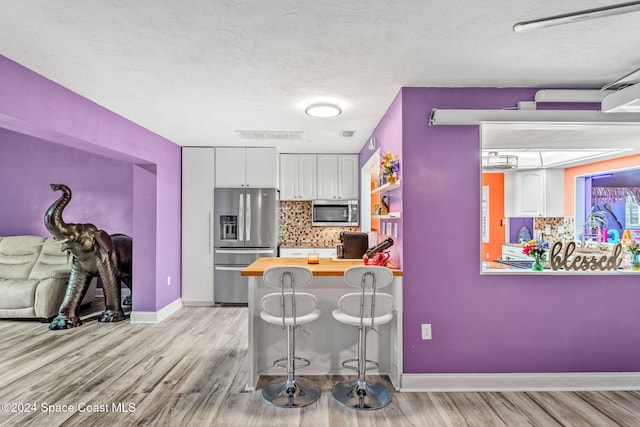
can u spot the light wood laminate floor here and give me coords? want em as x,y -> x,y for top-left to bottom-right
1,302 -> 639,426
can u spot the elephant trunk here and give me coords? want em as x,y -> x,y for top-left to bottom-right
44,183 -> 72,240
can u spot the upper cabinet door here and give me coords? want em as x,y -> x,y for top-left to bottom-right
506,169 -> 564,217
215,147 -> 276,188
279,154 -> 317,200
215,147 -> 246,187
337,155 -> 359,200
516,170 -> 545,216
316,154 -> 358,200
280,154 -> 300,200
317,155 -> 339,200
246,147 -> 276,188
298,154 -> 317,200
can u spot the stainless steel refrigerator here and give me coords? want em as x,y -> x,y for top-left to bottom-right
214,188 -> 278,305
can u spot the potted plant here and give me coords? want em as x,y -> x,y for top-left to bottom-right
522,239 -> 550,272
380,152 -> 400,185
626,241 -> 640,271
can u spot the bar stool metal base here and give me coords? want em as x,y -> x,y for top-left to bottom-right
332,380 -> 392,410
262,377 -> 321,408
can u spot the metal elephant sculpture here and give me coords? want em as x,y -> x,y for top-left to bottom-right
44,183 -> 132,330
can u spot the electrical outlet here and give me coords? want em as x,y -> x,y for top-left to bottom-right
167,276 -> 171,286
421,323 -> 432,340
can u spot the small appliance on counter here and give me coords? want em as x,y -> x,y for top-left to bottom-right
336,231 -> 369,259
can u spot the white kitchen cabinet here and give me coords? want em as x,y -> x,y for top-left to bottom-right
504,169 -> 564,217
246,147 -> 277,187
182,147 -> 215,305
279,154 -> 317,200
280,247 -> 337,258
501,244 -> 529,260
316,154 -> 359,200
215,147 -> 276,188
215,147 -> 244,188
337,155 -> 359,199
315,247 -> 338,258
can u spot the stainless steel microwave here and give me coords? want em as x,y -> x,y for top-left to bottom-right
312,200 -> 359,226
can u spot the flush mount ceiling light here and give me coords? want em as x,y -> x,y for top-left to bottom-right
305,103 -> 342,118
513,1 -> 640,32
482,152 -> 518,171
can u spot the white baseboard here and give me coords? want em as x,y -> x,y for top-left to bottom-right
182,301 -> 216,307
130,298 -> 183,324
400,373 -> 640,392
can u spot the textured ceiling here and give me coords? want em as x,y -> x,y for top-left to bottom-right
1,1 -> 640,153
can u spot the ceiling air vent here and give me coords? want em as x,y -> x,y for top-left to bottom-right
482,152 -> 518,170
235,130 -> 303,140
340,130 -> 356,138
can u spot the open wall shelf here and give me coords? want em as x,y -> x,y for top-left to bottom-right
371,181 -> 401,194
372,212 -> 402,219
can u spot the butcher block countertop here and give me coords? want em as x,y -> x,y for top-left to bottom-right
241,257 -> 403,277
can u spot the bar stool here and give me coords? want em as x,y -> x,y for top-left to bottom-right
332,266 -> 394,410
260,266 -> 321,407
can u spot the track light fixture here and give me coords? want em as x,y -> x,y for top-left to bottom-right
514,1 -> 640,32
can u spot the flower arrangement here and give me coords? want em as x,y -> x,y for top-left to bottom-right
522,239 -> 549,261
380,152 -> 399,184
626,241 -> 640,271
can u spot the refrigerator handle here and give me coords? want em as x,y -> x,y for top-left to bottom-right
239,194 -> 244,241
208,212 -> 212,254
246,193 -> 251,241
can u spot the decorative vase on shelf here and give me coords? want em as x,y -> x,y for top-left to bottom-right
531,257 -> 544,272
385,174 -> 397,184
631,253 -> 640,271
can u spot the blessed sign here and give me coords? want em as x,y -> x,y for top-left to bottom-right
549,242 -> 623,271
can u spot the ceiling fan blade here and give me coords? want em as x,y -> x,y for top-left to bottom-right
513,1 -> 640,32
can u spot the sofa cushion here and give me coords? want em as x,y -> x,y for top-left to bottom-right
0,236 -> 45,280
29,238 -> 72,280
0,278 -> 39,308
0,307 -> 36,319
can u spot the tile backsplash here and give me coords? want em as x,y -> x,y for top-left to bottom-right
280,201 -> 358,247
533,217 -> 575,243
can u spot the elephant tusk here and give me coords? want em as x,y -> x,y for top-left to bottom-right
32,238 -> 70,246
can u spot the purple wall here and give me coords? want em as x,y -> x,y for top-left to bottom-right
0,55 -> 181,312
379,87 -> 640,374
0,128 -> 133,236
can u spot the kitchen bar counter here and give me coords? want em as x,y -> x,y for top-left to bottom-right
241,257 -> 403,277
242,257 -> 403,391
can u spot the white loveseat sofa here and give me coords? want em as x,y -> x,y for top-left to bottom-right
0,235 -> 96,321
